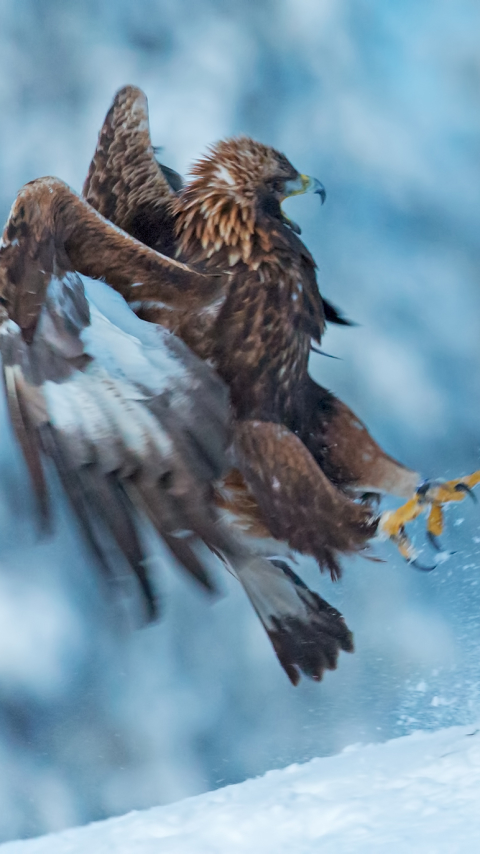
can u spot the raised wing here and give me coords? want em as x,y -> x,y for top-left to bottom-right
83,85 -> 180,255
0,177 -> 221,322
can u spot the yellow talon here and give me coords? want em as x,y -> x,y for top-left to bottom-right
422,471 -> 480,505
427,504 -> 443,538
380,498 -> 424,540
393,527 -> 417,562
379,469 -> 480,565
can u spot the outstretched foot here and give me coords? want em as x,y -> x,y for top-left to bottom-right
378,471 -> 480,570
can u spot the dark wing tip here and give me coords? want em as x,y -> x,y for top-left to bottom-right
322,298 -> 357,327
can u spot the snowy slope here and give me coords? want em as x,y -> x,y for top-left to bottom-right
2,726 -> 480,853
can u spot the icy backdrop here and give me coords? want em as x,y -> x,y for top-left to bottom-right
0,0 -> 479,843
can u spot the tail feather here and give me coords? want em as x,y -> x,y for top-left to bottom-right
232,555 -> 354,686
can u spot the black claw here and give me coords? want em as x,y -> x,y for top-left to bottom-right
313,182 -> 327,205
426,531 -> 457,559
426,531 -> 456,559
410,558 -> 437,573
426,531 -> 443,552
310,344 -> 341,359
416,480 -> 432,500
454,483 -> 478,503
359,491 -> 381,510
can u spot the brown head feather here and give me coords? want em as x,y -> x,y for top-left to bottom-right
174,137 -> 299,269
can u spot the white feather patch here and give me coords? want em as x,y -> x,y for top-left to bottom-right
81,277 -> 187,396
215,165 -> 236,187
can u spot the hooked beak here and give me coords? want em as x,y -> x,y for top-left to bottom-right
283,174 -> 326,204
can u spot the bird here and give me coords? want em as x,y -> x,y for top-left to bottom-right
0,176 -> 355,685
0,85 -> 477,686
83,85 -> 479,575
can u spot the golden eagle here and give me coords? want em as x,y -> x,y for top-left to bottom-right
0,86 -> 477,685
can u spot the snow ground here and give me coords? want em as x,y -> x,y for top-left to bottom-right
2,725 -> 480,853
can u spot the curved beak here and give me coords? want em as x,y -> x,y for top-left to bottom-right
283,174 -> 326,204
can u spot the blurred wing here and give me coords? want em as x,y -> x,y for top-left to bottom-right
83,85 -> 180,255
0,216 -> 231,620
0,264 -> 354,681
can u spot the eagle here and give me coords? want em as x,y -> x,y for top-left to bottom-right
0,86 -> 477,686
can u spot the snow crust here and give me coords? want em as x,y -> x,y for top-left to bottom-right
2,725 -> 480,853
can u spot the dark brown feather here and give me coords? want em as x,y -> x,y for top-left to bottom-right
3,178 -> 222,316
82,95 -> 418,576
233,420 -> 378,580
297,377 -> 419,497
83,85 -> 177,255
74,91 -> 424,682
236,556 -> 354,685
322,297 -> 355,326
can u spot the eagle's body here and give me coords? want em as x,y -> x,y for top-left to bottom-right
0,85 -> 477,685
172,149 -> 319,424
83,87 -> 418,580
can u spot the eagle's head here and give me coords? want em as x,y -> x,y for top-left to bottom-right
174,137 -> 325,267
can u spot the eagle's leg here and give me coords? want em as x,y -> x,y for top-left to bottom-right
301,380 -> 420,498
233,418 -> 378,580
301,379 -> 479,563
378,471 -> 480,565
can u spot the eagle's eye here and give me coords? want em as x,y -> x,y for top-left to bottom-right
265,178 -> 285,197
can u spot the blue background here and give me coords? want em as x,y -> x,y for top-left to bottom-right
0,0 -> 478,842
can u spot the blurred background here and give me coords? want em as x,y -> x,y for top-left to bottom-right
0,0 -> 479,843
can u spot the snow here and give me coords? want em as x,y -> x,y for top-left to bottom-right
2,725 -> 480,853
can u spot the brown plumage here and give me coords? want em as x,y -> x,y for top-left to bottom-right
1,85 -> 476,686
83,85 -> 180,255
0,174 -> 356,685
83,86 -> 420,580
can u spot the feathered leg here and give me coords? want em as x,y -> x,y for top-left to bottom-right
300,378 -> 480,562
232,419 -> 378,580
299,378 -> 419,497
